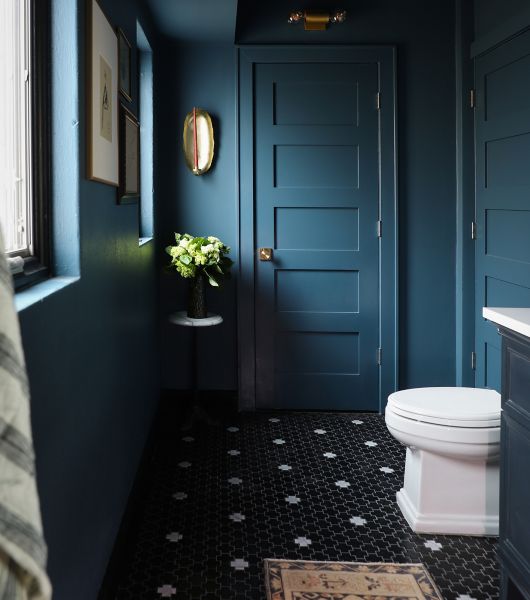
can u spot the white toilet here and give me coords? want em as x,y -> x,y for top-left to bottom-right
385,387 -> 501,536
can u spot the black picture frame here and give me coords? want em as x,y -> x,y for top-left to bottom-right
117,27 -> 132,102
118,104 -> 140,204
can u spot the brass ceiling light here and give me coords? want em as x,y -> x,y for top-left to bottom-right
288,9 -> 346,30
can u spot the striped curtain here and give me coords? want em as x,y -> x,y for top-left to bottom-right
0,230 -> 51,599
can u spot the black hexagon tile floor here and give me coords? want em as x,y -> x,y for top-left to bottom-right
112,412 -> 499,599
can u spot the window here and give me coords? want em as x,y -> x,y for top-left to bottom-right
0,0 -> 49,287
137,21 -> 153,242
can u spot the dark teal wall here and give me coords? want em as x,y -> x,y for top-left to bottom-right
155,2 -> 459,392
472,0 -> 530,56
158,42 -> 238,391
236,1 -> 458,388
455,0 -> 476,387
474,0 -> 528,38
18,0 -> 161,597
158,2 -> 458,391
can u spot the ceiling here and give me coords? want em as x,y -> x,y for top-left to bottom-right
146,0 -> 239,42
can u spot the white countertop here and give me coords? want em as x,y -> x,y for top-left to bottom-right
483,307 -> 530,339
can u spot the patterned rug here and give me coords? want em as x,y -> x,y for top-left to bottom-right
264,559 -> 443,600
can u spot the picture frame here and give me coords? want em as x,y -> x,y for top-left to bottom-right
87,0 -> 119,186
118,105 -> 140,204
117,28 -> 132,102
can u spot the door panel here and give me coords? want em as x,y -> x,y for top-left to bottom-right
475,31 -> 530,391
254,62 -> 380,409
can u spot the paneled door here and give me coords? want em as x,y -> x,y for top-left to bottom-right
475,30 -> 530,391
238,47 -> 397,411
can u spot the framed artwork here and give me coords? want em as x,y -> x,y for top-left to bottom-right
87,0 -> 119,186
118,105 -> 140,204
117,28 -> 132,102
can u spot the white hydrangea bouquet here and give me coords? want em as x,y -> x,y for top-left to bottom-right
166,232 -> 233,318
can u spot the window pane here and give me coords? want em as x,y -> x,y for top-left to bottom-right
0,0 -> 31,256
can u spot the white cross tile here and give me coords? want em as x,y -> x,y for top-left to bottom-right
181,436 -> 194,442
230,558 -> 249,570
352,419 -> 364,425
335,480 -> 351,488
323,452 -> 337,459
285,495 -> 301,504
227,449 -> 241,456
364,441 -> 378,447
228,477 -> 242,485
424,539 -> 443,551
172,492 -> 188,501
349,516 -> 367,526
165,532 -> 183,543
229,512 -> 246,522
314,429 -> 327,434
178,461 -> 192,468
157,584 -> 177,597
269,417 -> 280,422
379,466 -> 395,473
294,536 -> 312,547
278,464 -> 292,471
227,426 -> 239,432
273,438 -> 286,445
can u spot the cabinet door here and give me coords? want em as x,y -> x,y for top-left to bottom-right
500,332 -> 530,597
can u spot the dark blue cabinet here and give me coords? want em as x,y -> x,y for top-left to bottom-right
499,327 -> 530,599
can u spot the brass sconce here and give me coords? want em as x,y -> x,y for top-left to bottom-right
288,9 -> 346,30
183,108 -> 214,175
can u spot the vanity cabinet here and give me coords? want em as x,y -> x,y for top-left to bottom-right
498,326 -> 530,600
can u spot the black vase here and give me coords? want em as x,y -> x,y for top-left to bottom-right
187,274 -> 207,318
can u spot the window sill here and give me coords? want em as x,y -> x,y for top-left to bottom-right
139,236 -> 153,247
15,276 -> 80,313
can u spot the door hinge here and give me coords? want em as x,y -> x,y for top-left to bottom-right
471,221 -> 477,240
376,92 -> 381,110
471,351 -> 476,370
377,348 -> 382,366
470,89 -> 476,109
377,220 -> 382,238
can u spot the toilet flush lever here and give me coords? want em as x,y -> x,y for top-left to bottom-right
259,248 -> 273,261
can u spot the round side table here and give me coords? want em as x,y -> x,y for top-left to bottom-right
168,311 -> 223,429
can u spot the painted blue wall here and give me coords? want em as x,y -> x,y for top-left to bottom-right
17,0 -> 161,597
236,1 -> 458,389
158,2 -> 458,392
158,42 -> 238,391
474,0 -> 529,38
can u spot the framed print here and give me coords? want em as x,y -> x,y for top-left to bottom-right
118,105 -> 140,204
117,28 -> 132,102
87,0 -> 119,186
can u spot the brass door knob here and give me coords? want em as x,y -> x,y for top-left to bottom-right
259,248 -> 273,261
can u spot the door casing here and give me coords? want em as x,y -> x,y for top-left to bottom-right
237,45 -> 398,412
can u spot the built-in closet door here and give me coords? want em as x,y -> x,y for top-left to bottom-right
475,30 -> 530,390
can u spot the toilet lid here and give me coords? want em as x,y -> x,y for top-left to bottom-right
387,387 -> 501,427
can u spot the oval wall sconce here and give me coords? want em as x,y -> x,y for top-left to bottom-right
183,107 -> 214,175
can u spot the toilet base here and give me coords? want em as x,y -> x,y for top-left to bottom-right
397,447 -> 499,536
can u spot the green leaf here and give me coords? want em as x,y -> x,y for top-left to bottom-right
204,268 -> 219,287
179,254 -> 191,265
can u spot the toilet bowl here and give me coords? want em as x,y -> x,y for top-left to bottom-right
385,387 -> 501,536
